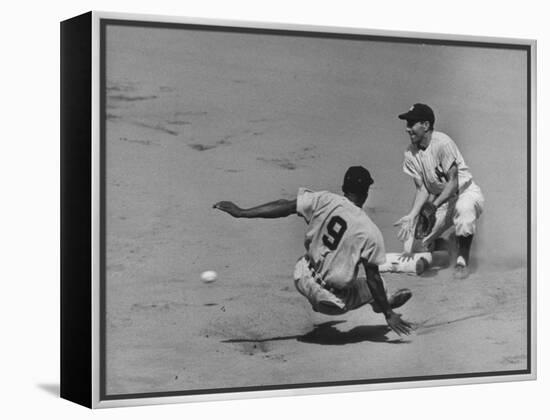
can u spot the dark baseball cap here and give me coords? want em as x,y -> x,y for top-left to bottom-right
342,166 -> 373,193
398,103 -> 435,125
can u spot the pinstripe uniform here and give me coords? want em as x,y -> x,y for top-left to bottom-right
403,131 -> 484,239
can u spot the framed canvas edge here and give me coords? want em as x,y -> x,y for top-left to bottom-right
93,373 -> 536,409
90,10 -> 537,46
91,11 -> 101,409
86,10 -> 537,409
529,40 -> 537,381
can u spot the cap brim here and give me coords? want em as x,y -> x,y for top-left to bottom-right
398,112 -> 410,120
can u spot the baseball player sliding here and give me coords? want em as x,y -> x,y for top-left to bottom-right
214,166 -> 412,336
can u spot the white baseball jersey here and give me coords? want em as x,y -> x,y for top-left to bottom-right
296,188 -> 386,289
403,131 -> 473,194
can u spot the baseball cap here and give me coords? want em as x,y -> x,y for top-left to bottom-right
398,103 -> 435,125
342,166 -> 373,193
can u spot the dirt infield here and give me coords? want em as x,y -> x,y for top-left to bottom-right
103,24 -> 530,395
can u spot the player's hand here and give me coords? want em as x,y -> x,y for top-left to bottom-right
393,214 -> 416,241
213,201 -> 244,218
398,252 -> 414,262
385,311 -> 412,336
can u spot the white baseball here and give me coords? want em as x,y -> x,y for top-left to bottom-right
200,270 -> 218,283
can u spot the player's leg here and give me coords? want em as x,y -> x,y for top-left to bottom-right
452,184 -> 484,279
422,199 -> 455,246
379,252 -> 431,275
455,234 -> 473,277
293,257 -> 347,315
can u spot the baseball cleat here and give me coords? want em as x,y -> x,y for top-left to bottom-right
388,288 -> 412,309
415,257 -> 428,275
372,288 -> 412,313
453,263 -> 470,279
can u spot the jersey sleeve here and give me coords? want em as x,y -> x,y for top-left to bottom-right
402,152 -> 422,183
360,227 -> 387,266
296,188 -> 321,223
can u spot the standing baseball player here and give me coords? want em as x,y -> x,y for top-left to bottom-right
214,166 -> 412,336
394,103 -> 484,279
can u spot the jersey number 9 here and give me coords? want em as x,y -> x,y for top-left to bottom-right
322,216 -> 347,251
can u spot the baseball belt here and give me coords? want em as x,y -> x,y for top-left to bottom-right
307,259 -> 337,293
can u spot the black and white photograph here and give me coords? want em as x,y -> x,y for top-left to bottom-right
93,14 -> 534,401
4,1 -> 548,419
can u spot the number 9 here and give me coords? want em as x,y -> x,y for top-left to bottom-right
322,216 -> 347,250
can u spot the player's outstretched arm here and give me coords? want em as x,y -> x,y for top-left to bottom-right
394,178 -> 430,241
363,261 -> 412,336
213,199 -> 297,219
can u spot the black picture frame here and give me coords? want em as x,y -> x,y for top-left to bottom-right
61,11 -> 536,409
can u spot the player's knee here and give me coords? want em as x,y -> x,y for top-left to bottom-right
455,201 -> 477,222
455,217 -> 476,236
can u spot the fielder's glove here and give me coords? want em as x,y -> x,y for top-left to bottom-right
414,202 -> 437,240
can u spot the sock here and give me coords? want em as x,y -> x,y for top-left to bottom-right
457,235 -> 473,265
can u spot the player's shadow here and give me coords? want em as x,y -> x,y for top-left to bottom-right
223,321 -> 408,346
298,321 -> 406,345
